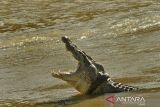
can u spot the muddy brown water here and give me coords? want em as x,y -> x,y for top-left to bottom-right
0,0 -> 160,107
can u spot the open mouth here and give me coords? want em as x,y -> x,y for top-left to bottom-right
51,36 -> 79,81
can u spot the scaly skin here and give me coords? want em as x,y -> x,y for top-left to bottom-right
51,36 -> 138,95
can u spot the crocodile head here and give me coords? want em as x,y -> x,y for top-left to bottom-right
51,36 -> 106,94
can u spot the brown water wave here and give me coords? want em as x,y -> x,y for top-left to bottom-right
0,0 -> 159,34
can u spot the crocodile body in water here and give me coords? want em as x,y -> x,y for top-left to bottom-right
51,36 -> 138,95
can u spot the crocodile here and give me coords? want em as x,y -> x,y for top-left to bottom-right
51,36 -> 138,95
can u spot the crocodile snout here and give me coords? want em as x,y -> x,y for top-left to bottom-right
62,36 -> 71,44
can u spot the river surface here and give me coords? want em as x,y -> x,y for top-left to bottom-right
0,0 -> 160,107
